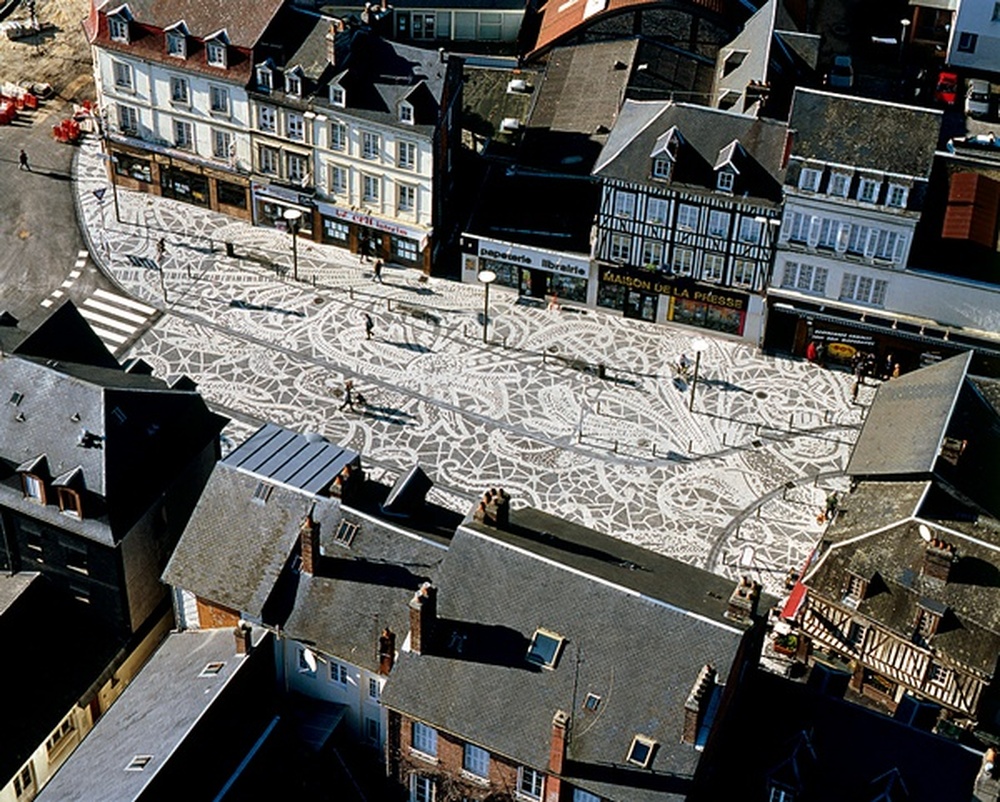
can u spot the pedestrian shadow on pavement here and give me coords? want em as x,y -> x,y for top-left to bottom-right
227,298 -> 305,317
385,340 -> 431,353
699,377 -> 749,393
38,170 -> 72,182
360,403 -> 415,426
397,283 -> 435,296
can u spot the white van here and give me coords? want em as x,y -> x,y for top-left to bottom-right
966,78 -> 991,118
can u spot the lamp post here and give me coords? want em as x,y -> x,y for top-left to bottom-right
688,337 -> 710,412
477,269 -> 497,344
899,18 -> 911,64
282,208 -> 302,281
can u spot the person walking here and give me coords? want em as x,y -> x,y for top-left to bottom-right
18,149 -> 30,171
339,379 -> 355,411
364,313 -> 374,340
156,237 -> 166,263
373,259 -> 383,283
850,380 -> 860,404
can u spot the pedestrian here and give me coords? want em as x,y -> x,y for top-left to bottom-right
373,259 -> 383,283
359,238 -> 370,264
364,313 -> 374,340
18,149 -> 29,171
156,237 -> 166,262
815,342 -> 826,367
339,379 -> 355,411
806,341 -> 817,363
850,380 -> 860,404
547,294 -> 560,313
678,353 -> 692,375
882,353 -> 895,381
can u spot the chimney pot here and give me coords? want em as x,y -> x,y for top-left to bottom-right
546,710 -> 570,802
923,538 -> 956,582
234,623 -> 252,655
726,576 -> 760,622
379,627 -> 396,675
409,582 -> 436,655
300,509 -> 320,575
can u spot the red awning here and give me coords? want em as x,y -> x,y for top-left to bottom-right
780,581 -> 807,620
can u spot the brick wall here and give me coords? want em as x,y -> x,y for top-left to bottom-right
195,596 -> 239,629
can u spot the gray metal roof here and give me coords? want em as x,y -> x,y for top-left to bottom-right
382,519 -> 754,802
223,422 -> 358,496
36,629 -> 250,802
788,88 -> 942,178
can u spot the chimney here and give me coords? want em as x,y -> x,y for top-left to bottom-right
326,22 -> 338,66
378,627 -> 396,675
923,538 -> 956,582
300,508 -> 320,575
782,130 -> 794,169
682,664 -> 717,745
545,710 -> 569,802
234,622 -> 253,655
726,576 -> 761,622
408,582 -> 436,655
472,487 -> 511,529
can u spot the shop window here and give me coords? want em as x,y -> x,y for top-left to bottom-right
324,219 -> 349,242
395,238 -> 418,262
114,152 -> 151,182
217,180 -> 247,209
412,12 -> 436,39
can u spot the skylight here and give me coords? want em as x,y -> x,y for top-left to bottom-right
526,628 -> 564,669
584,693 -> 602,712
199,661 -> 225,677
251,482 -> 273,504
333,519 -> 359,547
626,735 -> 656,768
126,755 -> 153,771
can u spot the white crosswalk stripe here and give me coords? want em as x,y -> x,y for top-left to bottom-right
80,289 -> 158,355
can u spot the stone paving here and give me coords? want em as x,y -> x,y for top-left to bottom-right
71,136 -> 869,597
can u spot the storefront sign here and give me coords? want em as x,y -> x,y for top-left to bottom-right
316,201 -> 427,243
812,328 -> 876,348
599,267 -> 749,311
474,236 -> 589,278
252,182 -> 310,205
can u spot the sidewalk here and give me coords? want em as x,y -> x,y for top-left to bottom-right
70,134 -> 867,598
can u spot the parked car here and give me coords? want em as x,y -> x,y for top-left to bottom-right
935,71 -> 959,105
966,78 -> 991,117
827,55 -> 854,89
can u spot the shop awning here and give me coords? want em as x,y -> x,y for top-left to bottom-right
781,581 -> 807,620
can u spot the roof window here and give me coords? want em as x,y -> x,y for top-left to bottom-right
526,628 -> 564,669
199,661 -> 225,677
333,519 -> 359,547
125,755 -> 152,771
626,735 -> 657,768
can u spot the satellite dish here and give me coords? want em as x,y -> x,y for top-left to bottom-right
303,648 -> 317,673
918,524 -> 932,542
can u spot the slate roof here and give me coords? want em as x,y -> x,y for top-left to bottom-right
382,513 -> 760,802
0,573 -> 125,786
788,88 -> 942,178
594,100 -> 787,202
96,0 -> 284,48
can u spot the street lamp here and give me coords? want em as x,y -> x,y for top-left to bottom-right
688,336 -> 710,412
899,18 -> 911,64
477,269 -> 497,344
282,208 -> 302,281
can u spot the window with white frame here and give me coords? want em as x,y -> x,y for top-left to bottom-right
113,60 -> 133,90
209,85 -> 229,114
368,677 -> 380,699
769,788 -> 794,802
329,661 -> 348,683
609,233 -> 631,263
330,121 -> 347,152
166,29 -> 186,57
847,224 -> 870,255
362,131 -> 380,160
412,775 -> 435,802
396,238 -> 418,261
732,258 -> 755,287
641,240 -> 663,269
887,184 -> 908,208
109,14 -> 129,42
676,203 -> 699,231
717,170 -> 735,192
858,177 -> 880,203
325,219 -> 349,240
840,273 -> 888,306
256,65 -> 273,92
362,174 -> 380,203
287,153 -> 308,184
411,722 -> 437,757
780,262 -> 828,295
798,167 -> 821,191
784,211 -> 809,243
286,72 -> 301,96
118,103 -> 139,134
928,662 -> 952,687
22,473 -> 44,503
398,141 -> 416,170
708,210 -> 730,237
173,120 -> 193,150
817,218 -> 838,250
672,247 -> 694,275
613,191 -> 636,219
518,767 -> 544,800
573,789 -> 601,802
846,621 -> 866,650
652,157 -> 672,180
738,216 -> 761,243
463,743 -> 490,778
297,648 -> 316,676
206,40 -> 226,68
328,164 -> 347,195
259,145 -> 278,174
331,84 -> 345,107
702,252 -> 725,282
169,76 -> 188,104
398,184 -> 416,213
828,172 -> 850,197
13,764 -> 35,799
411,11 -> 436,38
287,113 -> 304,141
212,129 -> 232,160
258,105 -> 276,132
400,102 -> 414,124
646,197 -> 667,225
873,229 -> 903,261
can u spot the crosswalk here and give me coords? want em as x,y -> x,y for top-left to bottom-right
78,289 -> 157,355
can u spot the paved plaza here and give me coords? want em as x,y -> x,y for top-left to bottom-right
70,136 -> 867,597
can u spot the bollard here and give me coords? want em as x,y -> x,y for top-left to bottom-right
349,286 -> 354,300
688,439 -> 693,453
613,440 -> 619,454
788,412 -> 794,431
756,505 -> 761,518
722,432 -> 727,446
386,299 -> 392,311
543,351 -> 547,365
651,442 -> 657,458
577,430 -> 582,444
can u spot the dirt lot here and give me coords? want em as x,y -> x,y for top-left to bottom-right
1,0 -> 94,101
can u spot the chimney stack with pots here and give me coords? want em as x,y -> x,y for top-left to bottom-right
726,576 -> 761,622
923,538 -> 956,582
682,664 -> 717,745
379,627 -> 396,675
300,507 -> 320,575
545,710 -> 570,802
473,487 -> 511,529
409,582 -> 437,655
330,460 -> 363,503
234,622 -> 253,655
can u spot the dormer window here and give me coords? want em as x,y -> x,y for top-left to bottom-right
858,176 -> 880,203
331,84 -> 345,107
887,183 -> 908,208
626,735 -> 657,768
256,64 -> 273,93
828,172 -> 850,197
717,170 -> 735,192
843,573 -> 867,605
652,158 -> 672,180
22,473 -> 45,504
526,628 -> 564,669
206,37 -> 227,68
285,71 -> 302,97
166,28 -> 186,58
399,102 -> 414,125
58,488 -> 82,518
108,12 -> 130,43
798,167 -> 821,192
914,609 -> 940,643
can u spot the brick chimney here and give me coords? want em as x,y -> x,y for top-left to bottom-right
923,538 -> 956,582
326,21 -> 343,66
545,710 -> 569,802
300,507 -> 320,575
378,627 -> 396,675
682,664 -> 717,745
408,582 -> 436,655
234,622 -> 252,655
726,576 -> 761,622
472,487 -> 511,529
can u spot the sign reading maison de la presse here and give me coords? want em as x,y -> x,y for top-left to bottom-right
599,265 -> 749,311
475,237 -> 590,278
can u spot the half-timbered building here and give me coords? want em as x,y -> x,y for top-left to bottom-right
591,100 -> 786,340
790,353 -> 1000,740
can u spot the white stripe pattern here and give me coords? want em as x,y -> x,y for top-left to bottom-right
81,289 -> 157,354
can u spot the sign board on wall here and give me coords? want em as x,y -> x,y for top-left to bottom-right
473,236 -> 590,278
